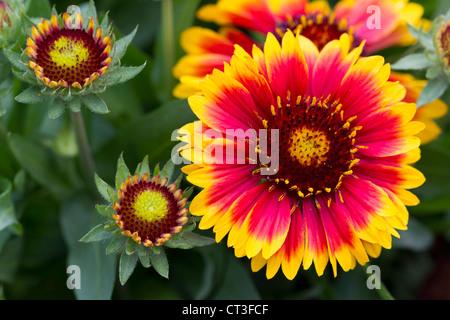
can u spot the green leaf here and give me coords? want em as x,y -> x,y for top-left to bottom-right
15,86 -> 44,104
80,224 -> 112,243
416,76 -> 448,107
181,232 -> 216,247
48,98 -> 67,119
0,178 -> 20,234
94,173 -> 115,203
119,250 -> 138,285
115,153 -> 131,191
390,53 -> 434,70
117,99 -> 196,165
149,249 -> 169,278
113,26 -> 138,61
8,133 -> 71,198
60,194 -> 116,300
82,94 -> 109,114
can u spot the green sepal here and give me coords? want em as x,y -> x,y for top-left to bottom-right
95,204 -> 110,217
68,95 -> 82,112
181,232 -> 216,247
164,237 -> 196,250
416,75 -> 449,107
104,63 -> 147,86
149,248 -> 169,279
79,224 -> 112,243
125,238 -> 137,255
48,98 -> 67,119
81,93 -> 109,114
161,159 -> 175,181
115,152 -> 131,191
113,26 -> 138,61
94,173 -> 116,203
135,155 -> 150,177
407,24 -> 434,51
11,69 -> 39,85
136,244 -> 151,268
3,47 -> 28,72
119,249 -> 138,285
105,236 -> 127,255
183,186 -> 194,199
390,53 -> 434,71
15,86 -> 44,104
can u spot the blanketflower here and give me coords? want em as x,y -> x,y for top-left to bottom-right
26,11 -> 112,90
178,31 -> 425,279
0,0 -> 23,48
83,155 -> 214,284
173,0 -> 428,98
6,6 -> 145,117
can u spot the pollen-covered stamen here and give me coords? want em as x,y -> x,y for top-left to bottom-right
257,95 -> 361,198
436,20 -> 450,69
113,174 -> 189,247
275,13 -> 362,51
26,13 -> 112,88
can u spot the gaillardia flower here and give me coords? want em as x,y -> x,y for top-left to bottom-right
0,0 -> 23,48
83,155 -> 214,284
27,11 -> 112,90
178,31 -> 426,279
173,0 -> 429,98
7,5 -> 145,118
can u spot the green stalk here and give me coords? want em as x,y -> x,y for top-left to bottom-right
161,0 -> 175,97
362,264 -> 395,300
0,120 -> 7,144
70,111 -> 96,192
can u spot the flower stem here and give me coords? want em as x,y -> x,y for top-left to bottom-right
362,264 -> 395,300
161,0 -> 175,97
70,111 -> 96,191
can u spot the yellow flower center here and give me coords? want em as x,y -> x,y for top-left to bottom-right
288,127 -> 330,167
48,36 -> 90,68
133,190 -> 169,224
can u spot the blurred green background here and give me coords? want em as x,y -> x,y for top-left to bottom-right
0,0 -> 449,300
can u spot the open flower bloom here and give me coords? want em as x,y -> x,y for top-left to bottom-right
173,0 -> 428,97
389,72 -> 448,144
178,31 -> 426,279
26,11 -> 112,89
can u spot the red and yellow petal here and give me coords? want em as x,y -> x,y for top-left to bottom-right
264,30 -> 309,103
